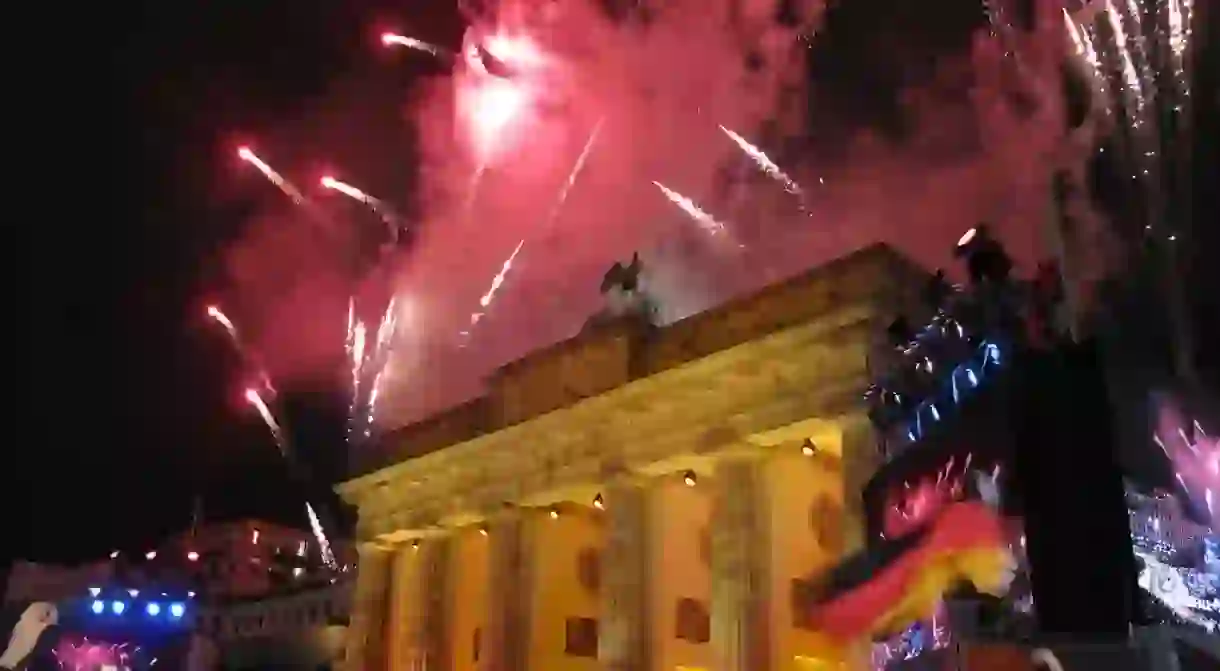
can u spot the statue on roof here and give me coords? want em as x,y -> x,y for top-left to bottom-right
586,252 -> 658,329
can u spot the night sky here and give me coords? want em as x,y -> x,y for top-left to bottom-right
11,0 -> 455,565
6,0 -> 1215,575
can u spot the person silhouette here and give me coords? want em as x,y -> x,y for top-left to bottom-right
1,602 -> 58,670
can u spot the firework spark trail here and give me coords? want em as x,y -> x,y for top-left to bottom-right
1104,1 -> 1148,121
237,147 -> 307,205
461,163 -> 489,222
718,125 -> 804,198
345,297 -> 355,354
468,239 -> 526,328
652,181 -> 727,236
1100,0 -> 1164,191
1122,0 -> 1156,100
346,318 -> 368,440
321,175 -> 402,241
208,305 -> 276,395
320,175 -> 377,204
350,298 -> 400,438
207,305 -> 238,337
541,117 -> 606,233
246,388 -> 338,570
381,32 -> 446,57
1064,8 -> 1102,72
1078,20 -> 1102,73
1164,0 -> 1193,104
464,118 -> 605,330
246,388 -> 286,454
306,502 -> 338,569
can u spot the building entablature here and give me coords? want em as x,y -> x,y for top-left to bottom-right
338,244 -> 931,544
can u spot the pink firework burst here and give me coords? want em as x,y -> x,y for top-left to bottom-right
1154,398 -> 1218,527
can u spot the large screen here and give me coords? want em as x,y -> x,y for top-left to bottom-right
1123,393 -> 1220,634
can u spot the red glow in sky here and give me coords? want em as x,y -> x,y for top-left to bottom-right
224,0 -> 1086,430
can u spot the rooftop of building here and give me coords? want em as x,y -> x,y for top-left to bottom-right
344,242 -> 931,485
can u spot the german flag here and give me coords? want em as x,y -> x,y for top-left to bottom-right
803,501 -> 1014,645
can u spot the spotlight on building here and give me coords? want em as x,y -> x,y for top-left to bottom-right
683,470 -> 697,487
109,550 -> 120,559
801,439 -> 816,457
88,587 -> 101,597
127,589 -> 139,598
146,603 -> 161,616
186,551 -> 199,561
169,603 -> 185,619
144,551 -> 157,560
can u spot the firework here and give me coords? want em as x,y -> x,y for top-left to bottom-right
719,125 -> 804,198
468,238 -> 525,330
233,0 -> 1185,436
381,32 -> 445,57
1155,412 -> 1217,525
306,502 -> 338,569
207,305 -> 275,395
245,387 -> 341,568
320,174 -> 402,242
245,387 -> 285,454
206,305 -> 237,337
346,298 -> 400,441
652,181 -> 727,237
236,146 -> 307,205
463,117 -> 605,332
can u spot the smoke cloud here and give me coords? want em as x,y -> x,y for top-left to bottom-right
220,0 -> 1078,431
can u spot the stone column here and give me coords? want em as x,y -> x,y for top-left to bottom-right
839,417 -> 881,553
391,536 -> 454,671
484,512 -> 532,671
837,418 -> 881,669
388,544 -> 423,671
345,542 -> 393,671
420,535 -> 453,671
709,456 -> 773,671
598,477 -> 653,671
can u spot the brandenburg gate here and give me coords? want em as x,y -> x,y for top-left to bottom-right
336,244 -> 929,671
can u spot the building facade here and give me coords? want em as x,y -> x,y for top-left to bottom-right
163,519 -> 354,600
3,560 -> 117,605
337,245 -> 929,671
198,577 -> 352,669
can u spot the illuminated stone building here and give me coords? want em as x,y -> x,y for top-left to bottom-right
337,244 -> 931,671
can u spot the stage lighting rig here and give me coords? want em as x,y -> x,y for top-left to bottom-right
81,587 -> 191,626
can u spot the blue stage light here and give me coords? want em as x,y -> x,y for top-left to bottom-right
169,603 -> 185,618
111,601 -> 126,615
146,602 -> 161,616
91,600 -> 104,614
